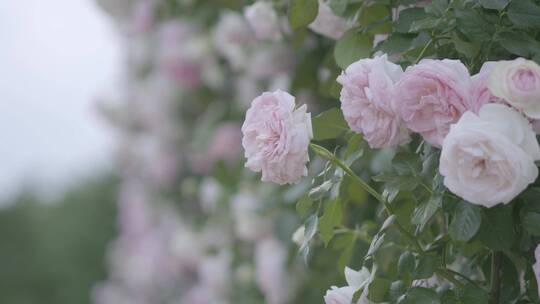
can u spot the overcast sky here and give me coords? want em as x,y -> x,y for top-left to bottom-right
0,0 -> 121,201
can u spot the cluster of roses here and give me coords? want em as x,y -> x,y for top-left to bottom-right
242,56 -> 540,208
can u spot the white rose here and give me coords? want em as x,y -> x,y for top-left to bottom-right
244,1 -> 282,41
440,104 -> 540,207
323,286 -> 355,304
488,58 -> 540,118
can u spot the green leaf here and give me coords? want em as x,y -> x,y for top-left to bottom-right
507,0 -> 540,28
460,284 -> 488,304
288,0 -> 319,30
398,251 -> 415,282
448,201 -> 482,242
455,9 -> 493,40
413,255 -> 438,279
522,212 -> 540,236
334,30 -> 373,69
398,287 -> 440,304
394,8 -> 429,33
452,34 -> 480,58
409,18 -> 440,32
360,4 -> 389,25
368,278 -> 391,302
498,31 -> 540,57
477,204 -> 516,250
412,195 -> 442,232
319,199 -> 343,246
311,108 -> 349,141
377,33 -> 416,54
366,233 -> 386,257
296,194 -> 314,217
479,0 -> 508,10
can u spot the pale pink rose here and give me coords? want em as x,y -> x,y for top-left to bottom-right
232,190 -> 271,241
242,90 -> 313,185
157,21 -> 204,88
208,122 -> 242,164
248,45 -> 296,80
213,11 -> 254,70
440,104 -> 540,207
308,0 -> 348,40
488,58 -> 540,119
395,59 -> 475,147
337,55 -> 410,148
471,61 -> 503,112
244,1 -> 282,41
323,286 -> 355,304
255,238 -> 291,304
533,244 -> 540,299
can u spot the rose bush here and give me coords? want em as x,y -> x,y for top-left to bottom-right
96,0 -> 540,303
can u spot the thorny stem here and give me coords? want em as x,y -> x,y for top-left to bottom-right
489,251 -> 502,304
310,143 -> 424,253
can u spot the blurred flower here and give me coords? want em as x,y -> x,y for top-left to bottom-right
308,0 -> 348,40
232,190 -> 271,241
213,11 -> 254,70
255,238 -> 291,304
244,1 -> 282,41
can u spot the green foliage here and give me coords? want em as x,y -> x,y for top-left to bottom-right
334,30 -> 373,69
0,175 -> 118,304
289,0 -> 319,30
311,108 -> 348,141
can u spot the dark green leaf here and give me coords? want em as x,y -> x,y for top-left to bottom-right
398,287 -> 440,304
522,212 -> 540,236
368,278 -> 391,302
319,199 -> 343,246
460,284 -> 488,304
288,0 -> 319,30
412,195 -> 442,232
477,204 -> 516,250
479,0 -> 508,10
413,255 -> 438,279
507,0 -> 540,28
296,194 -> 314,217
394,8 -> 429,33
311,108 -> 349,141
448,201 -> 482,242
334,30 -> 373,69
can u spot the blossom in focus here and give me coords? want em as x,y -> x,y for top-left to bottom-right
440,104 -> 540,207
242,90 -> 313,185
337,55 -> 409,148
488,58 -> 540,119
244,1 -> 282,41
395,59 -> 475,147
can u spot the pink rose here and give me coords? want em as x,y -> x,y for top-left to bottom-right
488,58 -> 540,119
323,286 -> 355,304
471,61 -> 503,112
208,122 -> 242,164
395,59 -> 475,147
157,21 -> 205,88
337,55 -> 410,148
440,104 -> 540,207
244,1 -> 282,41
308,0 -> 348,40
242,90 -> 312,185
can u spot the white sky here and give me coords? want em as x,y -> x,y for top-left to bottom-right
0,0 -> 121,201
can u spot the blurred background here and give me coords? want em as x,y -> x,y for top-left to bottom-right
0,0 -> 121,303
